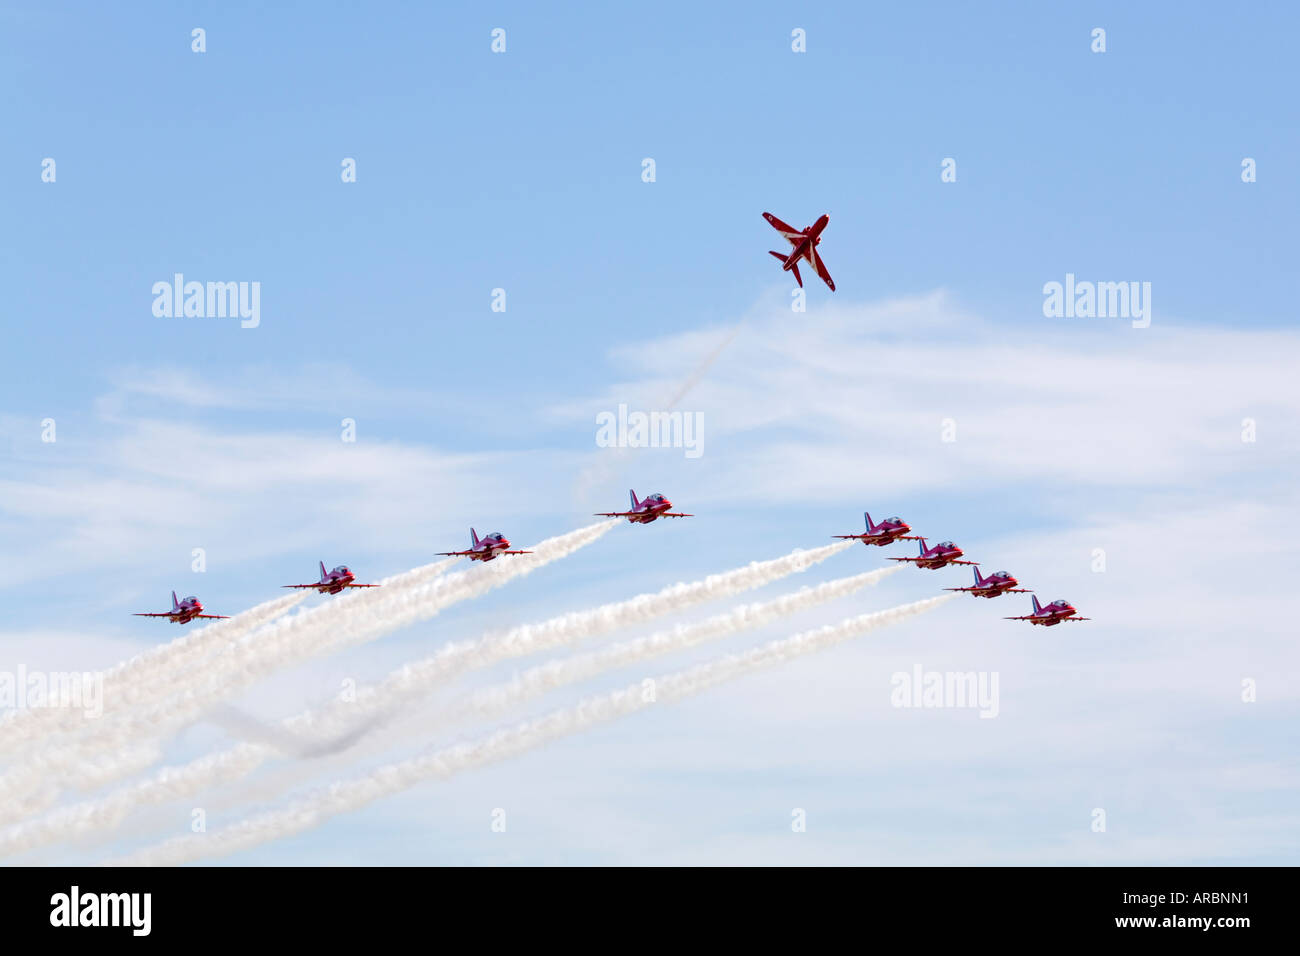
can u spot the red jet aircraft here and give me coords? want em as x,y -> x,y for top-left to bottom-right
944,565 -> 1030,599
283,561 -> 381,595
833,511 -> 921,547
889,537 -> 977,570
595,489 -> 693,524
133,591 -> 230,625
438,528 -> 531,562
1004,595 -> 1090,626
763,211 -> 836,291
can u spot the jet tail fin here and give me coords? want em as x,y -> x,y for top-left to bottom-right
319,560 -> 328,582
171,590 -> 179,611
864,511 -> 874,532
1031,594 -> 1042,614
769,250 -> 804,287
768,250 -> 804,287
470,528 -> 480,548
917,537 -> 928,554
629,489 -> 640,510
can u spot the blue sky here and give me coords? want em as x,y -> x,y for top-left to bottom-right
1,1 -> 1298,865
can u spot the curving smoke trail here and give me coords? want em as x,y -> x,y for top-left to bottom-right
0,541 -> 855,854
111,593 -> 955,866
0,524 -> 614,822
0,559 -> 461,823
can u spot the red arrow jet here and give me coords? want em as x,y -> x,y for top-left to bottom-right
763,211 -> 835,290
438,528 -> 532,562
1004,595 -> 1090,626
889,537 -> 977,570
944,565 -> 1030,599
595,489 -> 693,524
283,561 -> 381,595
133,591 -> 230,625
833,511 -> 921,547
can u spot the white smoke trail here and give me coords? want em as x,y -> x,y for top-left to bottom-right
106,557 -> 458,708
447,564 -> 903,727
0,551 -> 872,856
0,559 -> 460,823
573,323 -> 741,506
374,557 -> 460,589
0,592 -> 306,823
0,524 -> 614,819
0,591 -> 308,755
306,540 -> 854,736
0,541 -> 852,858
113,593 -> 955,866
0,558 -> 458,758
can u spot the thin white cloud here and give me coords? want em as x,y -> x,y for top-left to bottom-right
551,290 -> 1298,506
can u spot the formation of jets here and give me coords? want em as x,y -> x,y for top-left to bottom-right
129,214 -> 1086,629
135,563 -> 383,624
131,494 -> 1088,627
127,212 -> 1084,627
760,214 -> 1086,626
133,490 -> 693,624
832,510 -> 1090,626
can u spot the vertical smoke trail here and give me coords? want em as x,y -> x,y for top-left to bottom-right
112,594 -> 956,866
572,324 -> 741,508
